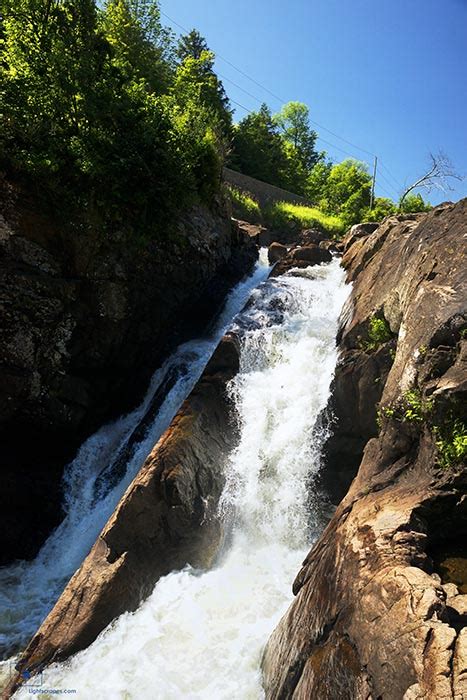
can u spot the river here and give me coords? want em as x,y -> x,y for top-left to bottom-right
3,253 -> 349,698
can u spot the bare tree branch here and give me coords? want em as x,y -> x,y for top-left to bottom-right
399,152 -> 463,209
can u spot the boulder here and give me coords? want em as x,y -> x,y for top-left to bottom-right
300,228 -> 328,245
319,239 -> 339,254
7,334 -> 241,695
270,244 -> 332,277
263,200 -> 467,699
268,242 -> 288,264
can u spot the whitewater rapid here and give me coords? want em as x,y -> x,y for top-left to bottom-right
16,258 -> 349,699
0,252 -> 271,665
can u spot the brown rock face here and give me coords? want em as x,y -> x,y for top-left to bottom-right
300,228 -> 329,245
0,183 -> 256,565
7,334 -> 240,695
270,244 -> 333,277
262,201 -> 467,699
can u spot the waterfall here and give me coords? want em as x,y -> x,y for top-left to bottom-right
0,252 -> 271,662
21,258 -> 349,699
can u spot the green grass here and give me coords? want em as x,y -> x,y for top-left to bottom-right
264,201 -> 346,238
228,186 -> 262,223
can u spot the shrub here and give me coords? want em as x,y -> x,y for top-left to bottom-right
360,314 -> 394,352
402,390 -> 434,423
435,419 -> 467,467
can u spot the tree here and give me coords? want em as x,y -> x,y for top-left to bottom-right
176,28 -> 208,61
320,159 -> 372,226
1,0 -> 230,235
363,197 -> 397,222
399,152 -> 462,210
230,104 -> 289,187
399,193 -> 431,213
273,101 -> 321,170
176,29 -> 231,137
306,161 -> 332,204
101,0 -> 174,93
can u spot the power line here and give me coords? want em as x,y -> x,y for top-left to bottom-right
161,8 -> 404,200
377,170 -> 400,196
375,181 -> 396,199
315,136 -> 372,168
161,9 -> 377,159
217,72 -> 264,106
229,98 -> 253,114
380,161 -> 404,191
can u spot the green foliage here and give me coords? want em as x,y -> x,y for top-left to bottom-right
360,314 -> 394,352
229,104 -> 291,189
228,186 -> 261,223
230,102 -> 322,196
306,161 -> 332,204
175,31 -> 231,138
319,160 -> 372,227
363,197 -> 397,222
435,420 -> 467,467
264,201 -> 346,237
378,387 -> 466,469
0,0 -> 229,236
402,390 -> 434,423
399,193 -> 432,213
273,101 -> 321,171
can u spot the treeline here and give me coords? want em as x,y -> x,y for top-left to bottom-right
1,0 -> 232,235
1,0 -> 429,237
229,103 -> 431,227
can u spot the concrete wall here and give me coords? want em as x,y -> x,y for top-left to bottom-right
223,167 -> 312,209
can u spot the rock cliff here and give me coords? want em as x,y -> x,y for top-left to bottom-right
0,182 -> 256,565
262,201 -> 467,699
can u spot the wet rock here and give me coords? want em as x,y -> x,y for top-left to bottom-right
263,200 -> 467,699
270,245 -> 332,277
268,242 -> 288,264
7,334 -> 241,695
319,239 -> 339,254
233,218 -> 270,247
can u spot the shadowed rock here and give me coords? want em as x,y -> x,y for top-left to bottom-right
268,242 -> 288,264
0,181 -> 257,565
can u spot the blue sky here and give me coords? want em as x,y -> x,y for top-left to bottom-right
161,0 -> 466,204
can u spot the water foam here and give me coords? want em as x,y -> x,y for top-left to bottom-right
28,259 -> 349,699
0,252 -> 270,661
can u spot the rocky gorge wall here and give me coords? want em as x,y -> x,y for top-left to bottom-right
262,201 -> 467,698
0,182 -> 256,565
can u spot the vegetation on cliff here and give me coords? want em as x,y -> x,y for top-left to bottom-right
0,0 -> 232,236
1,0 -> 433,238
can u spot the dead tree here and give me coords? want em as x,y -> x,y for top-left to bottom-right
399,152 -> 463,210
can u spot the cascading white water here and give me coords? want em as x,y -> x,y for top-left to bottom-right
18,258 -> 349,699
0,252 -> 271,664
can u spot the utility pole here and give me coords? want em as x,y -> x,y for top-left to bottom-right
370,155 -> 378,210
